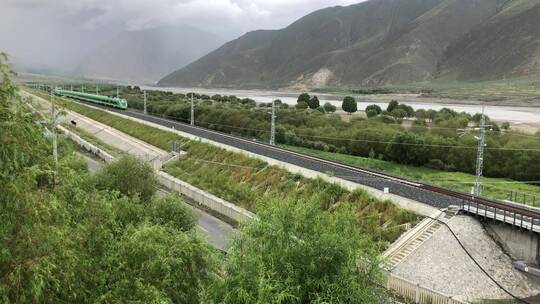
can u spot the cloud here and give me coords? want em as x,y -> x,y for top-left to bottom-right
0,0 -> 365,72
3,0 -> 364,34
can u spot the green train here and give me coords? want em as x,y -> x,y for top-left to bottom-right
54,89 -> 128,110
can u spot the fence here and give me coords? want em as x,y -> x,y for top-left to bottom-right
386,273 -> 466,304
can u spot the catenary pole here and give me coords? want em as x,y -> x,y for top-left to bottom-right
50,85 -> 58,184
270,99 -> 276,145
474,106 -> 487,196
143,90 -> 147,114
191,93 -> 195,126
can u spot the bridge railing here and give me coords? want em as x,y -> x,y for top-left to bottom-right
386,272 -> 466,304
460,200 -> 540,233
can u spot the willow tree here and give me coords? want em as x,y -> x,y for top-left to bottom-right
213,199 -> 386,303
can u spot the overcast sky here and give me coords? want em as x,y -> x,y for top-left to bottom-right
0,0 -> 364,73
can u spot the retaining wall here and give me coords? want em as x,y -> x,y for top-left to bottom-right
58,125 -> 115,162
157,171 -> 255,224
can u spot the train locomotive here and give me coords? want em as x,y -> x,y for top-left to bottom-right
54,89 -> 128,110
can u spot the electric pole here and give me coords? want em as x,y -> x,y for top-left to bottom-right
50,86 -> 58,184
143,90 -> 147,114
96,84 -> 99,95
190,93 -> 195,126
82,85 -> 85,93
270,99 -> 276,145
117,87 -> 120,98
474,107 -> 487,197
458,106 -> 490,197
70,84 -> 73,91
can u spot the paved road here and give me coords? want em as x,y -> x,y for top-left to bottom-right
77,153 -> 235,251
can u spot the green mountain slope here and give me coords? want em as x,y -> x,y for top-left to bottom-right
76,25 -> 222,84
158,0 -> 539,89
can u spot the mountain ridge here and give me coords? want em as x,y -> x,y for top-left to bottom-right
158,0 -> 540,89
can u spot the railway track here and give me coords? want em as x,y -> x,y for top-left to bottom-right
60,97 -> 540,228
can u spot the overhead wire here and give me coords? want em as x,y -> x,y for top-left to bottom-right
127,107 -> 540,152
425,215 -> 531,304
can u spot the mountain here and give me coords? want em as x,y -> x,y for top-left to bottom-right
158,0 -> 540,89
76,25 -> 222,84
439,0 -> 540,81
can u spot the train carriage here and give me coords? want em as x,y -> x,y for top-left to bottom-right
54,89 -> 128,110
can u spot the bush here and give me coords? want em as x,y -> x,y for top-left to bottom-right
426,159 -> 445,171
295,101 -> 309,110
149,195 -> 196,232
323,102 -> 336,113
95,156 -> 158,203
365,104 -> 382,118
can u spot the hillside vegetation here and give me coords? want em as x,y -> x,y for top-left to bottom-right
49,95 -> 416,243
4,55 -> 392,303
159,0 -> 540,89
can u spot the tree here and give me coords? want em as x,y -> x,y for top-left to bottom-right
390,108 -> 407,119
386,132 -> 429,166
396,104 -> 414,117
365,104 -> 382,118
342,96 -> 357,115
501,122 -> 510,130
297,93 -> 310,104
103,224 -> 218,304
149,195 -> 196,232
213,199 -> 386,303
308,96 -> 320,109
1,55 -> 220,303
295,101 -> 308,110
323,102 -> 336,113
387,100 -> 399,112
94,155 -> 158,203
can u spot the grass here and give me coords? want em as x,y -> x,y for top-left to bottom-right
282,145 -> 540,206
61,123 -> 126,157
315,75 -> 540,101
27,90 -> 418,245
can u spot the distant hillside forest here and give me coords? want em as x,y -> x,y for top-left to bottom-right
102,86 -> 540,183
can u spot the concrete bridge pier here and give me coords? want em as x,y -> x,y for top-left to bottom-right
486,221 -> 540,266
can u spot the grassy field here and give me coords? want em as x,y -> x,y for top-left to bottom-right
29,90 -> 418,245
316,75 -> 540,102
414,76 -> 540,101
282,145 -> 540,206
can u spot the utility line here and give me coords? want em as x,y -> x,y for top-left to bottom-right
123,108 -> 540,152
426,215 -> 531,304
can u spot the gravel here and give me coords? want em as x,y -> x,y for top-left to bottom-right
393,215 -> 540,301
